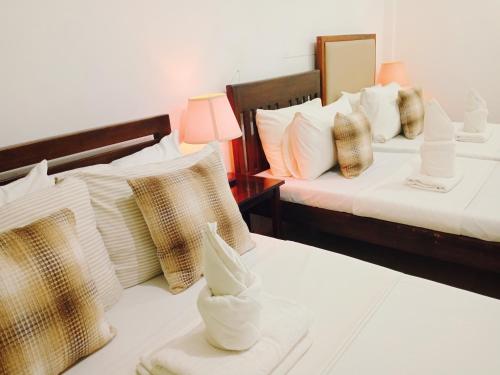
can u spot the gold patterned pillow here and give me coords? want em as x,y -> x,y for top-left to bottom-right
0,209 -> 115,375
398,87 -> 425,139
128,150 -> 254,294
334,111 -> 374,178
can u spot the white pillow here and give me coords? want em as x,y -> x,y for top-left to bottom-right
110,130 -> 181,167
256,98 -> 322,176
360,83 -> 401,143
0,160 -> 54,207
284,96 -> 352,180
340,91 -> 362,111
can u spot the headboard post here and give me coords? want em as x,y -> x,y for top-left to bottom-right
226,70 -> 321,175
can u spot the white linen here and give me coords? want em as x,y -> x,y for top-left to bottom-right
0,160 -> 54,206
463,89 -> 488,133
110,131 -> 181,167
456,123 -> 493,143
353,157 -> 496,235
138,294 -> 311,375
258,152 -> 414,214
419,141 -> 456,178
285,96 -> 352,180
198,222 -> 262,351
461,162 -> 500,242
256,98 -> 322,176
360,83 -> 401,143
63,234 -> 500,375
423,100 -> 454,142
406,168 -> 463,193
372,122 -> 500,161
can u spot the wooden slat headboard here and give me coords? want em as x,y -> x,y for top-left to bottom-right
0,114 -> 171,184
226,70 -> 321,175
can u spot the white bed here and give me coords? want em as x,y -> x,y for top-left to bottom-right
372,122 -> 500,161
66,233 -> 500,375
259,153 -> 500,243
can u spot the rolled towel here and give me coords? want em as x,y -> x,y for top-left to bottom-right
456,124 -> 493,143
137,295 -> 312,375
420,141 -> 456,178
424,99 -> 454,142
406,168 -> 463,193
198,222 -> 262,351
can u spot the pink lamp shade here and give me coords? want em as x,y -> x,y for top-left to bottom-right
377,61 -> 410,87
184,93 -> 242,144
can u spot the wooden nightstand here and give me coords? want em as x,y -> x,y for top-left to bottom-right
229,174 -> 285,238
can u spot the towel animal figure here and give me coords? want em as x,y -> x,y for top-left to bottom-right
406,100 -> 462,192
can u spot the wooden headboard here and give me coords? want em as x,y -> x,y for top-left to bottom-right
316,34 -> 376,104
226,70 -> 321,175
0,114 -> 171,184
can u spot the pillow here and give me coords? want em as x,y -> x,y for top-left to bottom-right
360,83 -> 401,143
256,98 -> 322,176
0,177 -> 122,310
334,111 -> 374,178
74,145 -> 218,289
110,130 -> 181,168
340,91 -> 362,111
0,209 -> 115,375
128,150 -> 254,294
284,96 -> 352,180
0,160 -> 54,207
398,87 -> 425,139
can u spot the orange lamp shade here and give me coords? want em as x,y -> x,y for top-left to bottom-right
377,61 -> 410,87
184,93 -> 242,144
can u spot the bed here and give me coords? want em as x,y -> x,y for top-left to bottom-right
226,70 -> 500,273
1,115 -> 500,374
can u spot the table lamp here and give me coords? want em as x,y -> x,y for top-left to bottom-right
184,93 -> 242,182
377,61 -> 410,87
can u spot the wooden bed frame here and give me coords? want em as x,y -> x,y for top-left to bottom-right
0,114 -> 171,185
226,71 -> 500,273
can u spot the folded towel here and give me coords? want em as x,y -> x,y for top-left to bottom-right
465,88 -> 487,112
463,108 -> 489,134
406,169 -> 463,193
456,125 -> 493,143
137,295 -> 312,375
420,141 -> 456,178
197,222 -> 262,351
424,100 -> 454,142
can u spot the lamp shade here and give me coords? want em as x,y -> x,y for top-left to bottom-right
377,61 -> 410,87
184,93 -> 242,144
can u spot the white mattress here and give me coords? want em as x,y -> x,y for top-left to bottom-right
65,234 -> 500,375
258,152 -> 414,213
372,122 -> 500,161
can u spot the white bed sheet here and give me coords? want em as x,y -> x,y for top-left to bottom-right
372,122 -> 500,161
353,156 -> 496,235
65,234 -> 500,375
258,152 -> 413,213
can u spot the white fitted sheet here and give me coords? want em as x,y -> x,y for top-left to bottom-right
65,234 -> 500,375
353,156 -> 496,235
258,152 -> 414,213
373,122 -> 500,161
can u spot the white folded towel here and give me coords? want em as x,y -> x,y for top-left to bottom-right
424,100 -> 454,142
137,295 -> 312,375
197,222 -> 262,351
464,89 -> 488,133
406,169 -> 463,193
456,124 -> 493,143
420,141 -> 456,178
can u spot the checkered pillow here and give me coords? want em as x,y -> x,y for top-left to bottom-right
334,111 -> 374,178
398,88 -> 425,139
0,209 -> 115,375
128,150 -> 254,294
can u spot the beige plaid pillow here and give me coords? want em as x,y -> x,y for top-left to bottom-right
128,151 -> 254,294
398,88 -> 425,139
334,111 -> 374,178
0,209 -> 115,375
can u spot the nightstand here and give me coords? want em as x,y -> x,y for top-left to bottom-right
230,174 -> 285,238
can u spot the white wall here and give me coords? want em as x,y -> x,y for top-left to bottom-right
1,0 -> 390,149
393,0 -> 500,122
